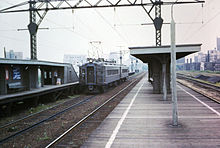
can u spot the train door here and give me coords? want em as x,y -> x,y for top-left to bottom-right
87,66 -> 95,83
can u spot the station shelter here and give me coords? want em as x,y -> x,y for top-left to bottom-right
129,44 -> 201,94
0,59 -> 78,95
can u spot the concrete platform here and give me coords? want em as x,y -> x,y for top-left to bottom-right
0,82 -> 78,105
82,76 -> 220,148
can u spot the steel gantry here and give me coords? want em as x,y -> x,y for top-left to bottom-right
0,0 -> 204,59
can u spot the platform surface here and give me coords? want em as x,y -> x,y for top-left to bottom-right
0,82 -> 78,104
82,76 -> 220,148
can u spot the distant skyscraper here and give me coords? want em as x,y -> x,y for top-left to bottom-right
63,54 -> 87,65
217,37 -> 220,51
6,50 -> 23,59
63,54 -> 87,76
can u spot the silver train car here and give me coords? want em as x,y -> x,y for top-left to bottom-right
79,59 -> 129,93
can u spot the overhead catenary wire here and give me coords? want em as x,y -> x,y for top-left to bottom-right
44,17 -> 92,41
184,8 -> 220,42
2,1 -> 15,6
182,0 -> 219,42
94,9 -> 130,47
182,4 -> 203,41
71,10 -> 102,41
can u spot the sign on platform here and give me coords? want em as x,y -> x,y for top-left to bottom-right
13,67 -> 21,80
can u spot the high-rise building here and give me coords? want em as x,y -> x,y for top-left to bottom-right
197,52 -> 206,62
6,50 -> 23,59
217,37 -> 220,51
208,50 -> 220,62
63,54 -> 87,76
63,54 -> 87,65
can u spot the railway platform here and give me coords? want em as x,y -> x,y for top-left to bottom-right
0,82 -> 79,105
0,82 -> 78,116
82,76 -> 220,147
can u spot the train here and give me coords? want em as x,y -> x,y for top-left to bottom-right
79,58 -> 129,93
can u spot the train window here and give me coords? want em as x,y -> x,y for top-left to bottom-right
107,69 -> 119,75
122,69 -> 128,73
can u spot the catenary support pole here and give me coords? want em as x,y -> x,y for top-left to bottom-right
28,0 -> 38,60
171,6 -> 178,126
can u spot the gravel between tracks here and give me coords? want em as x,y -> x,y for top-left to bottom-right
1,73 -> 144,148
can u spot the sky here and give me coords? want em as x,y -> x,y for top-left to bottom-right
0,0 -> 220,62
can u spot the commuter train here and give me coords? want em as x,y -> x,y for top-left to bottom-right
79,59 -> 129,93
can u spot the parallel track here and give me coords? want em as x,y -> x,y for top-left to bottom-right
0,96 -> 81,129
177,74 -> 220,91
177,73 -> 220,103
0,95 -> 95,145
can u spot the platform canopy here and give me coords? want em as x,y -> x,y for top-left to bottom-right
129,44 -> 202,63
0,58 -> 70,67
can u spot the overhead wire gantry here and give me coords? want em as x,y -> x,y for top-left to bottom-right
0,0 -> 204,60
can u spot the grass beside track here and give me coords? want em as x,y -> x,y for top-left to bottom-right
177,71 -> 220,87
0,95 -> 79,127
177,70 -> 220,77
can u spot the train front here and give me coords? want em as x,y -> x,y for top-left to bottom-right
79,62 -> 97,92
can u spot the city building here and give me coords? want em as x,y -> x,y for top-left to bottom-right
63,54 -> 87,65
197,52 -> 207,63
63,54 -> 87,76
5,50 -> 23,59
208,50 -> 220,62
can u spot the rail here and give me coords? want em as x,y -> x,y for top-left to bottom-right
45,72 -> 145,147
0,95 -> 95,145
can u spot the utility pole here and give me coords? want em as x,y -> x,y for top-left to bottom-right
4,47 -> 6,58
171,3 -> 178,126
120,50 -> 122,78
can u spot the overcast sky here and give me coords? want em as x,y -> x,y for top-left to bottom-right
0,0 -> 220,62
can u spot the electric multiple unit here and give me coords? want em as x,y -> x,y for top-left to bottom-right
79,60 -> 129,93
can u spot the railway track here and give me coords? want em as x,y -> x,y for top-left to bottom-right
0,95 -> 95,145
177,73 -> 220,103
0,95 -> 81,129
177,73 -> 220,90
0,74 -> 140,130
0,72 -> 145,147
45,73 -> 145,148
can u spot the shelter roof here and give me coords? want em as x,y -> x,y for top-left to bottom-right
0,58 -> 71,67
